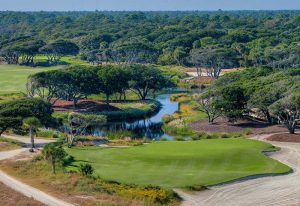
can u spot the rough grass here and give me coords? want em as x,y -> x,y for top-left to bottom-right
163,93 -> 206,137
0,158 -> 179,206
66,139 -> 290,188
0,64 -> 62,94
0,137 -> 24,151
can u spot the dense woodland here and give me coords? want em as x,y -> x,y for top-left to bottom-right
0,11 -> 299,69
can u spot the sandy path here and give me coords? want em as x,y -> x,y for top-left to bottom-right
0,135 -> 75,206
176,134 -> 300,206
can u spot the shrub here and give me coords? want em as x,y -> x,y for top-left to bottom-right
220,133 -> 230,138
186,185 -> 208,191
142,137 -> 152,143
63,155 -> 74,166
174,136 -> 185,141
132,141 -> 144,146
162,114 -> 174,124
79,163 -> 94,176
160,137 -> 168,141
106,129 -> 136,140
205,134 -> 213,139
244,128 -> 252,135
231,133 -> 244,138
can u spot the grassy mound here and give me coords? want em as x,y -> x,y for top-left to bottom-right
54,100 -> 161,121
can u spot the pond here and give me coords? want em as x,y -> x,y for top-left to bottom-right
92,93 -> 179,140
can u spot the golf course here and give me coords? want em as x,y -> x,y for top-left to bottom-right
0,64 -> 62,94
67,138 -> 290,188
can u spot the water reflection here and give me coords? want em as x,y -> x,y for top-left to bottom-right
92,94 -> 179,140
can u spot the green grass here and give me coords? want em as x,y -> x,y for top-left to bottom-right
34,55 -> 89,66
0,64 -> 63,94
66,139 -> 290,188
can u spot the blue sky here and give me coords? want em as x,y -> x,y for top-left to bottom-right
0,0 -> 299,11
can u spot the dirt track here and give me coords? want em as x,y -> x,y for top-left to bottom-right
0,135 -> 74,206
176,133 -> 300,206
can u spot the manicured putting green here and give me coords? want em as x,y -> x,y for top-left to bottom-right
0,65 -> 62,93
67,139 -> 290,188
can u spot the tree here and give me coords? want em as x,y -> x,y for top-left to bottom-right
23,117 -> 41,151
128,65 -> 173,100
216,85 -> 248,122
190,47 -> 239,78
27,71 -> 62,105
60,67 -> 101,107
0,46 -> 20,64
42,143 -> 66,174
64,112 -> 106,147
106,38 -> 159,64
269,93 -> 300,134
28,67 -> 101,107
97,65 -> 119,105
79,163 -> 94,176
0,117 -> 22,137
197,91 -> 222,123
16,40 -> 45,66
248,86 -> 285,124
0,98 -> 54,135
39,40 -> 79,65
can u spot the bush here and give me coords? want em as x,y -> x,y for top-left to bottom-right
160,137 -> 168,141
106,129 -> 136,140
142,137 -> 152,143
244,128 -> 252,135
37,129 -> 56,138
220,133 -> 230,138
186,185 -> 208,191
63,155 -> 74,166
174,136 -> 185,141
162,114 -> 174,124
79,163 -> 94,176
191,132 -> 206,140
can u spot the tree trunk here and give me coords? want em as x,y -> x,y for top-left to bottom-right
265,111 -> 273,124
0,128 -> 5,137
287,126 -> 295,134
73,99 -> 77,109
106,94 -> 110,106
51,159 -> 56,174
30,127 -> 35,149
123,92 -> 126,101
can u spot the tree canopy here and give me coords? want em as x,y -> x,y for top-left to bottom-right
0,11 -> 299,67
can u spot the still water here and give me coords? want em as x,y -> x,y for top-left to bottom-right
93,94 -> 179,140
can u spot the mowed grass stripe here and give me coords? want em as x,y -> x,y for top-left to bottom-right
66,139 -> 290,188
0,65 -> 62,93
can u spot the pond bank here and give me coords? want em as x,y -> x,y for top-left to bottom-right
53,99 -> 161,121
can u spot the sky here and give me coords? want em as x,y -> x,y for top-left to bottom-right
0,0 -> 300,11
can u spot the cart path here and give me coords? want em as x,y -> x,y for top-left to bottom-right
176,133 -> 300,206
0,135 -> 75,206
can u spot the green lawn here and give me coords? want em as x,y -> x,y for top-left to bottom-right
66,139 -> 290,188
0,64 -> 63,94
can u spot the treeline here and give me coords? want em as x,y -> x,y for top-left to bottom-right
0,37 -> 79,66
27,64 -> 173,106
0,11 -> 299,69
198,67 -> 300,134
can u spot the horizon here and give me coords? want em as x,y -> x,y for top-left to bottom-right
1,9 -> 300,12
0,0 -> 300,11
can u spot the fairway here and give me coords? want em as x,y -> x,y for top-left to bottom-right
0,65 -> 63,93
67,139 -> 290,188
